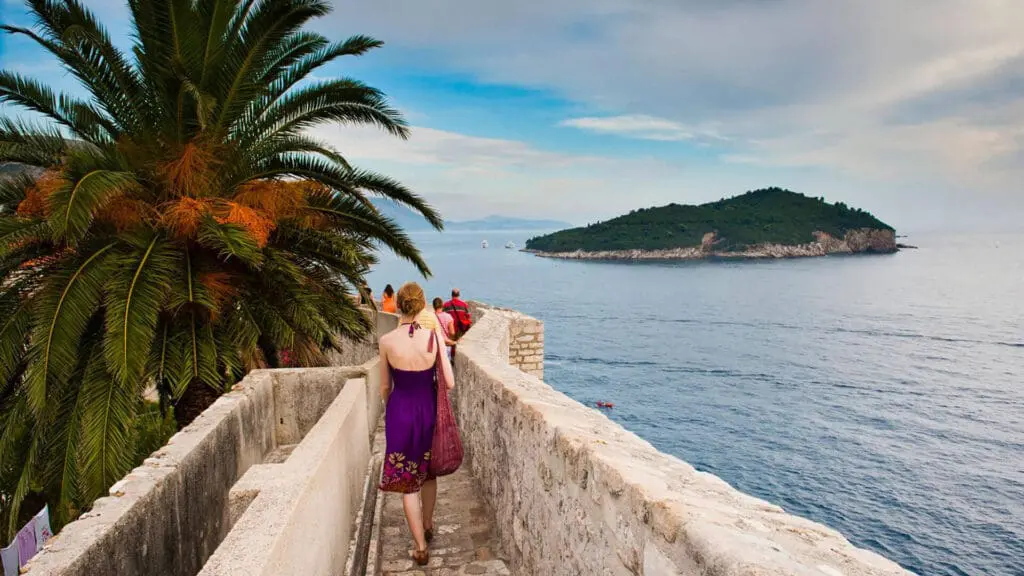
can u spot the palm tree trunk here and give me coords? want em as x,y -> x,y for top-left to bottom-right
174,381 -> 223,429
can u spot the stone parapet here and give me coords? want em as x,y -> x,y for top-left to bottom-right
328,307 -> 399,366
22,309 -> 396,576
23,371 -> 279,576
467,301 -> 544,379
198,372 -> 373,576
508,315 -> 544,379
453,303 -> 911,576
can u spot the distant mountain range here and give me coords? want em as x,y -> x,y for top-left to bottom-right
370,199 -> 570,232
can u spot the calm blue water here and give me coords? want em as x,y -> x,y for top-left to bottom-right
367,231 -> 1024,576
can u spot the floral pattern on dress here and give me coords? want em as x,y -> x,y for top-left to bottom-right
379,451 -> 434,493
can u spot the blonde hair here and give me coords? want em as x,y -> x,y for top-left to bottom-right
396,282 -> 426,317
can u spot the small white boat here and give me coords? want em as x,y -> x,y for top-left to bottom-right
481,240 -> 489,248
505,241 -> 516,249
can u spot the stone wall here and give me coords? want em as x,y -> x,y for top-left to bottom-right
26,364 -> 380,576
23,309 -> 395,576
508,315 -> 544,379
198,371 -> 373,576
467,301 -> 543,379
329,308 -> 399,366
23,372 -> 280,576
453,304 -> 911,576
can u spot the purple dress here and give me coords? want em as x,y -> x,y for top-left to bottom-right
379,351 -> 437,493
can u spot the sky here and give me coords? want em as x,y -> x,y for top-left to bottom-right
1,0 -> 1023,232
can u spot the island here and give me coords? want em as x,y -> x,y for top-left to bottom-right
524,187 -> 898,260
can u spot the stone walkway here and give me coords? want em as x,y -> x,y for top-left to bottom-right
379,467 -> 511,576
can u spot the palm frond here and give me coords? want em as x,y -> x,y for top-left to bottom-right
298,191 -> 430,275
48,169 -> 140,245
79,345 -> 137,498
0,217 -> 51,259
0,290 -> 33,386
0,70 -> 115,143
233,34 -> 384,139
212,0 -> 332,132
0,117 -> 72,167
23,0 -> 145,132
197,215 -> 264,267
239,154 -> 372,209
22,243 -> 116,415
0,395 -> 38,537
42,318 -> 103,527
254,79 -> 408,140
103,233 -> 177,386
343,168 -> 443,229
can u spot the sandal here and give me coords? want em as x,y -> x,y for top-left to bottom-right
412,548 -> 429,566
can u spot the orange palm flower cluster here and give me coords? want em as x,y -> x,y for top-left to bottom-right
16,170 -> 63,218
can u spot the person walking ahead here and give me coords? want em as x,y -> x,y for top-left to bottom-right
442,288 -> 473,339
381,284 -> 397,314
433,297 -> 456,360
378,283 -> 455,566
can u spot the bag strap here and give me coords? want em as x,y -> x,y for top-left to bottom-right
430,329 -> 443,359
432,329 -> 448,391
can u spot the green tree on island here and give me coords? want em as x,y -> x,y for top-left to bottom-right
0,0 -> 440,535
526,188 -> 894,253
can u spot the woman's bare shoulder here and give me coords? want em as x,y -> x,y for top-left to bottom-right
378,326 -> 403,348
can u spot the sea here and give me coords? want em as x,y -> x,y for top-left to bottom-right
366,230 -> 1024,576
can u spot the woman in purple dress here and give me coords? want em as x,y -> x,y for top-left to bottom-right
378,282 -> 455,565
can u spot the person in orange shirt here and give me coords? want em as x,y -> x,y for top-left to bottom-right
381,284 -> 397,313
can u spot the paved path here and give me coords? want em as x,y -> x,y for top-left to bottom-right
379,467 -> 511,576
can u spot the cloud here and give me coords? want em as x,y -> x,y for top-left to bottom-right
6,0 -> 1021,229
326,0 -> 1024,203
305,122 -> 765,223
307,122 -> 998,232
308,124 -> 596,170
559,115 -> 727,142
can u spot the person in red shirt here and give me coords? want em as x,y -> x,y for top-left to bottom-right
442,288 -> 472,339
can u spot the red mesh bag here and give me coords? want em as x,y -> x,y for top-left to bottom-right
429,331 -> 463,476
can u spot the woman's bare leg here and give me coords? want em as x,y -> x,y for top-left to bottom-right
402,493 -> 427,551
421,479 -> 438,531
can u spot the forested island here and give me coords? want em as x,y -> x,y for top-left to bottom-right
525,188 -> 898,260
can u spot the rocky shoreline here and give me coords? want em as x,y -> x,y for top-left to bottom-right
525,228 -> 898,261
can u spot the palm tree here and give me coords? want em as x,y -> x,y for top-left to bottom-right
0,0 -> 441,535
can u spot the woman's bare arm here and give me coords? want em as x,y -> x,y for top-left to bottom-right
379,339 -> 391,405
